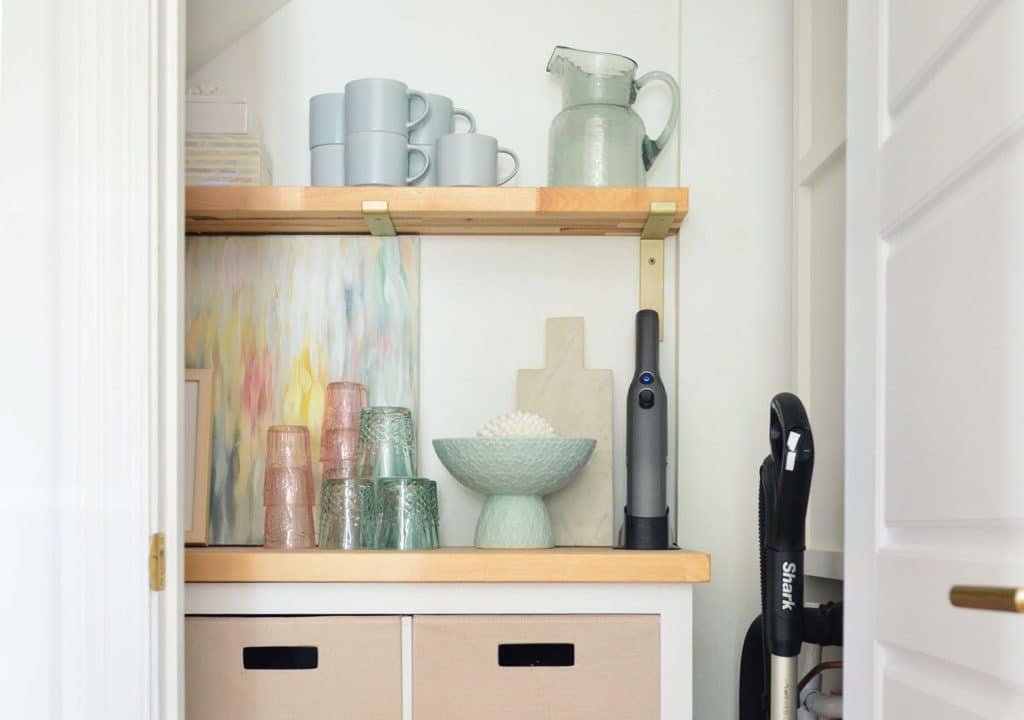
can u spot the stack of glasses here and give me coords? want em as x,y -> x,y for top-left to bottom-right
318,404 -> 440,550
318,382 -> 371,549
320,382 -> 368,479
263,426 -> 315,548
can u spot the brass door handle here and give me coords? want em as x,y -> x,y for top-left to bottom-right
950,585 -> 1024,613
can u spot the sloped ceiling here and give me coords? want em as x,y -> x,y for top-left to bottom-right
187,0 -> 291,76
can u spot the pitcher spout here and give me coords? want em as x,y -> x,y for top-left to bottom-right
547,45 -> 638,107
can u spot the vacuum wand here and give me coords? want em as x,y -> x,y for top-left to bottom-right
625,309 -> 669,548
762,393 -> 814,720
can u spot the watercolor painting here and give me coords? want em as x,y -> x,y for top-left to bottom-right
185,235 -> 419,545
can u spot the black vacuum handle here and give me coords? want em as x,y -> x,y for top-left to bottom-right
767,392 -> 814,552
764,393 -> 815,661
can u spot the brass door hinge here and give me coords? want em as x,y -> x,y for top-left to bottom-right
149,532 -> 166,591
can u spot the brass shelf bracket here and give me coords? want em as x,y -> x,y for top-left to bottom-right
640,201 -> 676,340
362,200 -> 397,236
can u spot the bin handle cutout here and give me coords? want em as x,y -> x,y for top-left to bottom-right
497,643 -> 575,667
243,646 -> 319,670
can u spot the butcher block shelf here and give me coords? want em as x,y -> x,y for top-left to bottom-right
185,547 -> 711,584
185,186 -> 689,235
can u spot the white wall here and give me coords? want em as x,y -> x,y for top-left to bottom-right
188,0 -> 683,545
676,2 -> 793,719
0,0 -> 59,715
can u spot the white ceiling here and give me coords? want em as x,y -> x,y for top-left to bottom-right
186,0 -> 291,76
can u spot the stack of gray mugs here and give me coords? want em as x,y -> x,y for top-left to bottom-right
310,78 -> 518,187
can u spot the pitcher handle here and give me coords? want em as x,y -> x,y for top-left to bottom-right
635,70 -> 680,171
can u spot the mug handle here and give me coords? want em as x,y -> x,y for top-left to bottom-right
497,147 -> 519,186
407,146 -> 430,185
407,90 -> 431,131
635,70 -> 680,171
453,107 -> 477,133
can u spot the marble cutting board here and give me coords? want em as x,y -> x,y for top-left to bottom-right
517,317 -> 613,546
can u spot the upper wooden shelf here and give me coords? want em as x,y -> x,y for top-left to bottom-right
185,186 -> 689,236
185,546 -> 710,584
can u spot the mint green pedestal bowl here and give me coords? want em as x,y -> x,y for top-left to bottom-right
432,437 -> 596,548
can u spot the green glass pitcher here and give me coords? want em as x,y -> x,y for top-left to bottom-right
547,46 -> 679,187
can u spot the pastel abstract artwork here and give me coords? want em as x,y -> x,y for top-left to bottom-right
185,235 -> 419,545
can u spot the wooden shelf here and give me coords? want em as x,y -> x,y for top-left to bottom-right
185,546 -> 710,584
185,186 -> 689,236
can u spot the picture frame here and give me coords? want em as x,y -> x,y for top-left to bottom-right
185,368 -> 213,545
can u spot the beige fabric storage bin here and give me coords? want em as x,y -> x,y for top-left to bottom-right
186,615 -> 401,719
412,614 -> 660,720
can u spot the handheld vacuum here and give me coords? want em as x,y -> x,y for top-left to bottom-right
740,393 -> 842,719
625,309 -> 669,549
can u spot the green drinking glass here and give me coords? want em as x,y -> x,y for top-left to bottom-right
356,406 -> 416,478
374,477 -> 440,550
318,477 -> 376,549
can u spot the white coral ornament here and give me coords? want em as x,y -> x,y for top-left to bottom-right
477,411 -> 556,438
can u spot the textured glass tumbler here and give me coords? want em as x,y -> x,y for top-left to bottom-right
263,466 -> 315,505
375,477 -> 439,550
356,407 -> 416,478
318,477 -> 376,549
323,458 -> 359,480
267,425 -> 312,468
264,504 -> 316,548
264,426 -> 315,505
321,382 -> 368,461
321,428 -> 359,464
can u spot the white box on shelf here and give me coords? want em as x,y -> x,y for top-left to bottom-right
186,96 -> 260,136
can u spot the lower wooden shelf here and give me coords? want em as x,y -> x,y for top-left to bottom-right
185,546 -> 711,584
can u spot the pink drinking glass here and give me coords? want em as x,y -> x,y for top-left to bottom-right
264,504 -> 315,549
321,427 -> 360,463
266,425 -> 312,468
263,465 -> 316,506
322,458 -> 359,480
322,382 -> 368,433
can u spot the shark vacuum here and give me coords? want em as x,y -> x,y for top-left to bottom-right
763,393 -> 814,719
625,309 -> 670,549
738,393 -> 842,720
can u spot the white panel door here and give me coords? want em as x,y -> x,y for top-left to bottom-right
846,1 -> 1024,717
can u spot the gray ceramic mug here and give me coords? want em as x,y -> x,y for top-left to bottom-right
409,93 -> 476,144
346,131 -> 430,186
311,144 -> 345,186
309,92 -> 346,147
436,133 -> 519,186
345,78 -> 430,136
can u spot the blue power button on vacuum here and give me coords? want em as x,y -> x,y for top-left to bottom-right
640,372 -> 654,385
